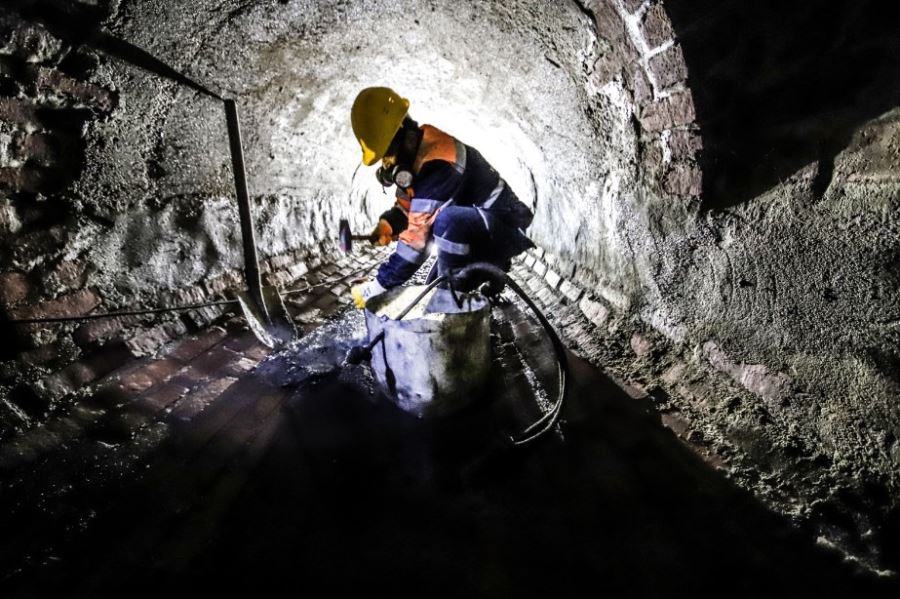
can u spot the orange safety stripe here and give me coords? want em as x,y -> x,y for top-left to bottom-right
395,125 -> 464,253
413,125 -> 460,174
399,210 -> 441,252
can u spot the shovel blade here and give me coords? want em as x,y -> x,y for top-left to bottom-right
236,286 -> 298,349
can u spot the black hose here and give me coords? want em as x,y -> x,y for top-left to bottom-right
500,275 -> 568,446
455,264 -> 568,446
391,262 -> 569,447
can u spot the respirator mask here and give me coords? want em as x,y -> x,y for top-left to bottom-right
376,164 -> 414,189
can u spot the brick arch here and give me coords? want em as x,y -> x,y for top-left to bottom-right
579,0 -> 702,201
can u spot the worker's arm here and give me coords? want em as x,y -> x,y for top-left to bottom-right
375,161 -> 463,289
377,206 -> 408,237
370,190 -> 410,246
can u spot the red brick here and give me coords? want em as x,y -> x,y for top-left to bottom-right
664,163 -> 703,196
269,254 -> 293,269
630,333 -> 655,357
632,67 -> 652,105
0,98 -> 38,126
668,129 -> 702,162
36,68 -> 116,112
19,341 -> 70,366
126,325 -> 177,357
12,132 -> 60,166
117,369 -> 155,395
559,280 -> 584,303
141,380 -> 191,411
579,296 -> 610,328
641,2 -> 674,48
72,315 -> 142,347
638,91 -> 696,132
264,271 -> 292,288
313,293 -> 339,311
141,357 -> 185,383
661,411 -> 692,437
188,345 -> 242,377
0,166 -> 57,194
545,269 -> 562,290
587,1 -> 627,46
167,327 -> 228,362
649,44 -> 688,90
49,259 -> 87,292
289,262 -> 309,280
222,331 -> 262,353
242,343 -> 270,362
12,288 -> 101,321
79,342 -> 135,381
0,271 -> 30,307
169,376 -> 238,423
203,271 -> 240,295
171,286 -> 206,305
40,342 -> 133,399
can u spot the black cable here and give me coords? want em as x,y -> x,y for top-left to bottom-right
442,262 -> 568,445
501,275 -> 569,446
8,268 -> 375,325
9,298 -> 239,325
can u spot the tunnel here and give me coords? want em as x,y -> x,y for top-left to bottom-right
1,0 -> 899,595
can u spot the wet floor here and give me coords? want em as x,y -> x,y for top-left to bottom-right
3,304 -> 895,597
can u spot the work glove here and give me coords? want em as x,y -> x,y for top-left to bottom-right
371,219 -> 394,246
350,278 -> 386,309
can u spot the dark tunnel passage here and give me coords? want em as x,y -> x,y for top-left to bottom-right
664,0 -> 900,207
1,0 -> 900,595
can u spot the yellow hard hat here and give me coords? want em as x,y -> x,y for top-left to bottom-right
351,87 -> 410,166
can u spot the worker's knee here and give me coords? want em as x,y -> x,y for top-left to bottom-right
433,206 -> 466,237
433,206 -> 485,257
435,206 -> 486,238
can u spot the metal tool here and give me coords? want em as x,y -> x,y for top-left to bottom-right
338,219 -> 377,253
225,100 -> 297,349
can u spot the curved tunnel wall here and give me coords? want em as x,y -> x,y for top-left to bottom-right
2,0 -> 899,561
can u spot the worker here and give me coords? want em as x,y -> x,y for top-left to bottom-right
349,87 -> 535,308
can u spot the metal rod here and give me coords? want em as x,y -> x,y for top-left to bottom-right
224,99 -> 269,323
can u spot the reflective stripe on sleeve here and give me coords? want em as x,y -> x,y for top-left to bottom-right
409,198 -> 445,214
480,179 -> 506,209
396,240 -> 428,264
453,141 -> 467,174
434,235 -> 471,256
476,207 -> 490,231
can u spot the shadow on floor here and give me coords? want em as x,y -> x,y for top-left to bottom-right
14,340 -> 891,597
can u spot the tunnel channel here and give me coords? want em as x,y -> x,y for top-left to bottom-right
1,0 -> 900,593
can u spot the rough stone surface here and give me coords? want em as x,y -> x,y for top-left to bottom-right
648,44 -> 687,90
642,2 -> 675,48
0,271 -> 29,307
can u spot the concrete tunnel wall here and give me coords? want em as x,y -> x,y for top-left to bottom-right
1,0 -> 900,563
